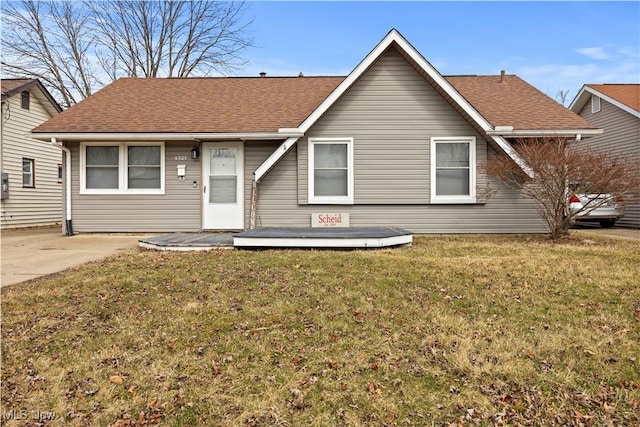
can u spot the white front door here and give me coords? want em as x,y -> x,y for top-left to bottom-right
202,142 -> 244,230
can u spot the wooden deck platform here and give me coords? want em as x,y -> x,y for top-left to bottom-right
138,227 -> 412,251
234,227 -> 412,248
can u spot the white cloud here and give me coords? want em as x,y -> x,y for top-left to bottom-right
576,47 -> 610,60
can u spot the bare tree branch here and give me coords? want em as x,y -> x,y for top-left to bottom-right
1,0 -> 253,107
483,137 -> 640,241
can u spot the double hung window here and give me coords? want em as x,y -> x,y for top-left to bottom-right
22,158 -> 34,187
430,137 -> 475,203
81,142 -> 164,194
308,138 -> 354,204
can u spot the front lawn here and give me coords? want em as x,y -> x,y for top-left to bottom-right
2,233 -> 639,426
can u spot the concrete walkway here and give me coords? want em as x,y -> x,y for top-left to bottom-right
1,226 -> 146,287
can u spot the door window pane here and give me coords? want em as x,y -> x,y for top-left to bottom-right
209,176 -> 237,203
212,148 -> 236,175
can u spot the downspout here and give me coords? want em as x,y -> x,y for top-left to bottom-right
50,138 -> 73,235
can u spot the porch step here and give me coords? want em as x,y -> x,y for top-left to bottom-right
233,227 -> 412,249
139,232 -> 234,251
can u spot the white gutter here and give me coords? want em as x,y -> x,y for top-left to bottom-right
33,131 -> 303,142
254,137 -> 299,182
50,138 -> 73,235
486,129 -> 603,137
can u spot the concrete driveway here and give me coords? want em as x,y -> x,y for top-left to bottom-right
1,226 -> 147,287
572,224 -> 640,241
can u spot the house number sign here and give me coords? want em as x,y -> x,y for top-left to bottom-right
174,155 -> 188,161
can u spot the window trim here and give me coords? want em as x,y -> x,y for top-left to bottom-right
591,95 -> 601,113
80,142 -> 165,195
308,137 -> 354,205
430,136 -> 476,204
22,158 -> 35,188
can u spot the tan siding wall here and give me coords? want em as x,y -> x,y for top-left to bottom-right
577,98 -> 640,228
255,48 -> 544,233
256,143 -> 542,233
298,47 -> 487,205
67,141 -> 200,232
1,91 -> 62,229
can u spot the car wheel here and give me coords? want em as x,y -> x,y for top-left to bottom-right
599,219 -> 616,228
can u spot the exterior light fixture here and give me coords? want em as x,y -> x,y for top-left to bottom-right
191,145 -> 200,160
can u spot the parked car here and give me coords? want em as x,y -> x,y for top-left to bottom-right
568,193 -> 625,228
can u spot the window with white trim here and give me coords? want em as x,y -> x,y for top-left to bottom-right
591,95 -> 601,113
22,158 -> 34,188
430,137 -> 476,203
80,142 -> 164,194
308,137 -> 354,204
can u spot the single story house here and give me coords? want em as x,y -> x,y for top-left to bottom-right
1,79 -> 63,229
569,84 -> 640,228
31,29 -> 600,235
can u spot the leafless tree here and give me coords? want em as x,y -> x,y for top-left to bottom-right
555,89 -> 570,106
1,1 -> 96,107
1,1 -> 253,108
484,137 -> 639,241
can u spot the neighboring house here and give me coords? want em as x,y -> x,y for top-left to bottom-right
569,84 -> 640,228
1,79 -> 63,229
31,30 -> 599,235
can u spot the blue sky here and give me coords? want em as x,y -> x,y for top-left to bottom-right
242,1 -> 639,104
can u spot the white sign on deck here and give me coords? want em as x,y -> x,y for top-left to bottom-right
311,213 -> 350,228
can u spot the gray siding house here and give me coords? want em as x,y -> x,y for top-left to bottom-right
569,84 -> 640,228
1,79 -> 63,229
31,30 -> 599,234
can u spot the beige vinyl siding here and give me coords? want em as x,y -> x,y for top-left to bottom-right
577,97 -> 640,228
298,47 -> 487,205
1,90 -> 62,229
67,141 -> 200,232
251,46 -> 543,233
255,143 -> 542,233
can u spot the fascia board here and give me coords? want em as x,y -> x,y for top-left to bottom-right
570,85 -> 640,119
297,29 -> 493,134
486,129 -> 604,137
568,85 -> 590,112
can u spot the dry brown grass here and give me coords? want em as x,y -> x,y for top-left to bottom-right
2,232 -> 639,426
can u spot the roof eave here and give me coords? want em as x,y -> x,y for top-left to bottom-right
569,85 -> 640,118
30,131 -> 303,142
486,129 -> 604,138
